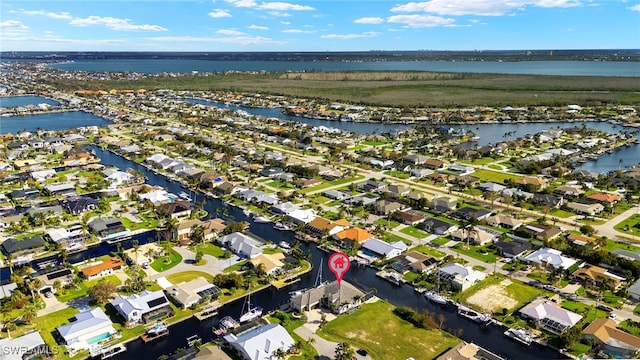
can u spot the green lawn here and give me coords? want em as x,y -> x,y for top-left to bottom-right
192,243 -> 227,258
318,301 -> 460,360
120,216 -> 160,231
430,237 -> 453,247
472,169 -> 523,183
614,214 -> 640,237
400,226 -> 431,239
410,245 -> 446,259
384,170 -> 410,179
619,320 -> 640,337
362,141 -> 389,146
56,274 -> 122,302
150,249 -> 183,272
549,209 -> 576,218
166,271 -> 214,284
560,300 -> 608,325
267,312 -> 318,360
634,304 -> 640,316
298,175 -> 365,194
461,157 -> 500,165
266,181 -> 292,189
374,218 -> 400,229
224,259 -> 249,273
604,239 -> 640,253
451,243 -> 498,263
381,232 -> 412,245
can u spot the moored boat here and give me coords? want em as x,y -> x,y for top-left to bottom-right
424,291 -> 447,304
457,305 -> 492,324
239,291 -> 263,323
253,215 -> 271,223
273,222 -> 291,231
504,327 -> 534,346
279,241 -> 291,249
140,322 -> 169,343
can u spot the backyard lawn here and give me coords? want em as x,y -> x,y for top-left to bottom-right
224,259 -> 249,273
56,274 -> 122,302
560,300 -> 609,325
451,243 -> 498,263
166,271 -> 214,284
472,169 -> 523,184
318,301 -> 460,360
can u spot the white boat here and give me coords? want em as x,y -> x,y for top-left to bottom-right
239,292 -> 263,323
178,191 -> 192,201
219,316 -> 239,329
504,327 -> 534,346
424,291 -> 447,305
457,305 -> 491,324
273,222 -> 291,231
253,215 -> 271,223
243,209 -> 252,216
279,241 -> 291,249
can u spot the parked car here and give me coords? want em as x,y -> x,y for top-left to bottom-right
608,313 -> 617,320
597,304 -> 613,312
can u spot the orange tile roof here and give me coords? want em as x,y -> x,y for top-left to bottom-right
587,192 -> 623,203
81,257 -> 124,277
334,227 -> 373,242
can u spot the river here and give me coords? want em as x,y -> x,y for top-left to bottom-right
81,146 -> 563,360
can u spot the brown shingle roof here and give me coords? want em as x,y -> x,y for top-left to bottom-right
81,257 -> 124,277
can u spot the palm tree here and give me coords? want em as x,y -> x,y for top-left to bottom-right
21,304 -> 38,324
334,342 -> 355,360
191,223 -> 205,246
132,239 -> 140,265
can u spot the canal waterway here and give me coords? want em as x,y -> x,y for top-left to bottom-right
0,95 -> 60,107
85,146 -> 565,360
0,110 -> 112,135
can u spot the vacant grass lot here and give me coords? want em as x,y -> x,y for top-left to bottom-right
472,169 -> 523,184
56,72 -> 640,107
318,301 -> 460,359
455,274 -> 541,316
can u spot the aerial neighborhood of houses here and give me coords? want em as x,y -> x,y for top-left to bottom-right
0,61 -> 640,360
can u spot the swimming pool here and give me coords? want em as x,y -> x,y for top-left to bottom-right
87,332 -> 112,345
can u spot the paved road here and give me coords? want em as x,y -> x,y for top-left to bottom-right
147,246 -> 240,282
594,205 -> 640,242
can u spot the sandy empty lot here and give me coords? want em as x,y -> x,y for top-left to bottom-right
466,279 -> 518,313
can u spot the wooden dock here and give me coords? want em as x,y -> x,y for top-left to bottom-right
140,329 -> 168,343
193,302 -> 221,321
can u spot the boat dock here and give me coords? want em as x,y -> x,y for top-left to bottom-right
186,335 -> 202,347
193,302 -> 222,321
90,344 -> 126,359
376,270 -> 403,285
457,305 -> 492,324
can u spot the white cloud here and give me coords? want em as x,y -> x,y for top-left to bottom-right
216,29 -> 246,35
280,21 -> 291,25
208,9 -> 232,18
629,4 -> 640,11
226,0 -> 314,11
146,35 -> 274,45
391,0 -> 581,16
354,17 -> 384,24
387,14 -> 456,28
248,24 -> 269,30
69,16 -> 167,31
282,29 -> 316,33
268,11 -> 292,17
21,10 -> 72,20
321,31 -> 380,40
0,20 -> 28,29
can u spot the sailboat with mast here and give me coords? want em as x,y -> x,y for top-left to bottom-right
424,276 -> 447,305
239,290 -> 263,323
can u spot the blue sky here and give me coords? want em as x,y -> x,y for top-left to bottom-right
1,0 -> 639,51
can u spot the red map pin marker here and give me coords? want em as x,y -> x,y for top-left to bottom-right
328,252 -> 351,285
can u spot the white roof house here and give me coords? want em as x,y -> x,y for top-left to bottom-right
110,290 -> 170,325
0,331 -> 48,360
105,170 -> 135,187
56,308 -> 116,354
523,247 -> 577,270
629,278 -> 640,301
436,263 -> 487,291
219,232 -> 263,258
519,298 -> 582,335
361,238 -> 407,259
224,323 -> 294,360
30,169 -> 56,182
286,208 -> 317,224
139,189 -> 172,205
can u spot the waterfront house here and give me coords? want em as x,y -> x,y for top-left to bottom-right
1,236 -> 46,257
165,277 -> 220,309
361,238 -> 407,259
104,169 -> 135,187
290,280 -> 366,312
250,253 -> 286,275
110,290 -> 172,325
0,331 -> 49,360
88,217 -> 127,239
219,232 -> 263,258
56,308 -> 117,354
62,196 -> 98,215
401,251 -> 439,273
173,219 -> 203,245
523,247 -> 577,270
46,225 -> 89,249
572,264 -> 626,291
80,257 -> 124,280
518,298 -> 582,335
587,192 -> 623,206
286,208 -> 318,225
224,324 -> 294,360
213,181 -> 237,196
583,318 -> 640,358
493,240 -> 532,258
436,263 -> 487,291
306,216 -> 347,237
156,200 -> 192,219
333,227 -> 374,248
201,218 -> 227,241
436,341 -> 504,360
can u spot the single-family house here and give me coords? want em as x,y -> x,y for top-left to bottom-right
430,198 -> 457,213
478,182 -> 506,193
629,278 -> 640,301
410,168 -> 434,178
385,184 -> 410,197
306,217 -> 347,236
587,192 -> 623,206
518,298 -> 582,335
532,194 -> 563,208
1,236 -> 46,257
485,214 -> 523,230
30,169 -> 56,182
554,185 -> 584,197
361,238 -> 407,259
0,331 -> 49,360
333,227 -> 374,248
156,200 -> 192,219
403,154 -> 429,165
374,199 -> 404,215
436,263 -> 487,291
454,207 -> 492,221
219,232 -> 263,258
44,182 -> 77,197
399,211 -> 426,226
165,277 -> 220,309
357,179 -> 388,193
80,257 -> 124,280
110,290 -> 172,325
286,208 -> 318,225
572,264 -> 626,291
88,218 -> 127,239
567,233 -> 598,247
250,253 -> 286,275
517,176 -> 549,190
424,158 -> 449,169
56,308 -> 117,353
322,190 -> 351,201
450,227 -> 495,246
422,217 -> 458,235
523,247 -> 577,270
566,202 -> 605,216
402,251 -> 440,273
223,324 -> 295,360
290,280 -> 366,312
583,318 -> 640,358
493,240 -> 532,258
62,196 -> 98,215
523,224 -> 563,241
270,201 -> 300,215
